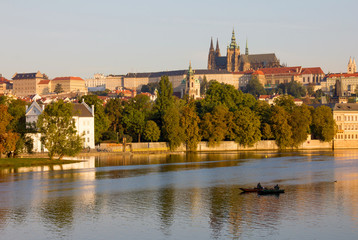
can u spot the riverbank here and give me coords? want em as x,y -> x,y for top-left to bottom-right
0,158 -> 81,168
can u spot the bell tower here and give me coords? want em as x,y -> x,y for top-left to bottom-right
226,29 -> 240,72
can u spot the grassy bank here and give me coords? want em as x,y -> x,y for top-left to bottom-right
0,158 -> 81,168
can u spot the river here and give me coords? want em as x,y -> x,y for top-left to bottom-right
1,150 -> 358,239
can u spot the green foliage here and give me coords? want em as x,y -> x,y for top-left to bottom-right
200,105 -> 232,146
245,76 -> 266,98
37,100 -> 83,160
162,105 -> 184,150
277,81 -> 306,98
253,101 -> 273,139
155,76 -> 174,118
181,101 -> 201,151
306,83 -> 315,96
271,105 -> 293,149
105,98 -> 124,134
0,104 -> 20,158
123,107 -> 146,142
229,107 -> 261,147
200,75 -> 209,95
79,95 -> 110,144
200,81 -> 243,113
141,82 -> 159,94
311,106 -> 337,142
144,120 -> 160,142
274,95 -> 296,113
6,99 -> 27,133
289,105 -> 312,147
54,83 -> 64,94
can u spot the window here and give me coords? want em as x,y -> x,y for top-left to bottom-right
88,138 -> 90,142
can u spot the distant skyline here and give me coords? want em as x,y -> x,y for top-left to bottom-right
1,0 -> 357,79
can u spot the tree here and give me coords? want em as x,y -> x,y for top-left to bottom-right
271,105 -> 293,149
306,83 -> 315,96
144,120 -> 160,142
155,76 -> 174,119
277,81 -> 306,98
37,100 -> 83,160
289,105 -> 312,147
0,104 -> 19,158
200,104 -> 232,146
54,83 -> 64,94
141,82 -> 159,94
245,76 -> 266,98
254,101 -> 273,140
200,75 -> 209,95
274,95 -> 296,113
311,106 -> 336,142
123,107 -> 146,142
181,101 -> 201,151
162,105 -> 184,150
79,95 -> 110,144
200,81 -> 243,113
105,98 -> 124,134
229,107 -> 261,147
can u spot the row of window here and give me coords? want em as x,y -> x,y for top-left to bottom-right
337,125 -> 358,130
335,134 -> 358,140
336,115 -> 358,121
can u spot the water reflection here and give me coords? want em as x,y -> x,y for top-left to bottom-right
1,151 -> 358,239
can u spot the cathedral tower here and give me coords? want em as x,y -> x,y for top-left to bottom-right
226,29 -> 240,72
208,38 -> 216,70
348,57 -> 356,74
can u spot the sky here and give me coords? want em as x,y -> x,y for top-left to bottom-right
0,0 -> 357,79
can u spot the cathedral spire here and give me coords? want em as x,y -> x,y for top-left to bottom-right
229,28 -> 238,49
215,38 -> 221,56
245,38 -> 249,55
210,37 -> 214,51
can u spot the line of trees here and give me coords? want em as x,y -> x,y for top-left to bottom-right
0,75 -> 338,158
88,76 -> 337,151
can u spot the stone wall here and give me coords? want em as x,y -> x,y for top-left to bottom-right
99,139 -> 333,153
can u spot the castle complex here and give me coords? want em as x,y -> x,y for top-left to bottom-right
208,29 -> 280,72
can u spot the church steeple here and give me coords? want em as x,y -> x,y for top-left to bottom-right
210,37 -> 214,51
245,38 -> 249,55
215,38 -> 221,56
229,28 -> 239,49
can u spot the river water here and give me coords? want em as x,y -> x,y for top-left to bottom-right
1,150 -> 358,240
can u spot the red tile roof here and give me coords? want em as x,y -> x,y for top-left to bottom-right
52,76 -> 84,81
0,77 -> 10,83
327,73 -> 358,78
260,66 -> 302,75
38,80 -> 50,84
301,67 -> 324,75
253,70 -> 264,75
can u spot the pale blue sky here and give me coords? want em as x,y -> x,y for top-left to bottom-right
0,0 -> 357,79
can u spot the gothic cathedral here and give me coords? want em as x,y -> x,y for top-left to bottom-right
208,29 -> 281,72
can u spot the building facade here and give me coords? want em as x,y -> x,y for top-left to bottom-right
51,77 -> 87,93
333,103 -> 358,148
25,101 -> 95,152
181,63 -> 200,99
208,29 -> 280,72
12,71 -> 49,96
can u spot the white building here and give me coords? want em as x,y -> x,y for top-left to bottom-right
25,101 -> 95,152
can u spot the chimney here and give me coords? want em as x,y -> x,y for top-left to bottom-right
91,105 -> 95,116
26,105 -> 28,111
42,105 -> 45,111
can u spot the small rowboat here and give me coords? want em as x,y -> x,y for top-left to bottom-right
239,188 -> 261,193
258,189 -> 285,195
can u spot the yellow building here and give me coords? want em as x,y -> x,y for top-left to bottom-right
333,103 -> 358,148
12,71 -> 49,97
51,76 -> 87,93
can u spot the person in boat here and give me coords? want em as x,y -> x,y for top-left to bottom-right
257,182 -> 263,190
274,184 -> 280,190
